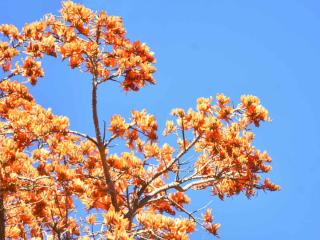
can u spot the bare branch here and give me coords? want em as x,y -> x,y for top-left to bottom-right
68,130 -> 98,146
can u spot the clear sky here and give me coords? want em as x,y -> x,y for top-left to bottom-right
2,0 -> 320,239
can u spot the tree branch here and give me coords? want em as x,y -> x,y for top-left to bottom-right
137,135 -> 201,198
91,62 -> 119,212
68,130 -> 98,146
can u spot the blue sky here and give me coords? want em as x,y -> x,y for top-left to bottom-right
2,0 -> 320,239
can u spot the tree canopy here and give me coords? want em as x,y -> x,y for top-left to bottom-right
0,1 -> 279,239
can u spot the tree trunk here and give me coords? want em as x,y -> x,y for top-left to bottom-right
0,195 -> 5,240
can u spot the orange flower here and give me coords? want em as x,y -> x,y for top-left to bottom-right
86,214 -> 96,225
109,115 -> 128,136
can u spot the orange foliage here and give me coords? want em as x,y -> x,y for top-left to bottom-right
0,1 -> 279,239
